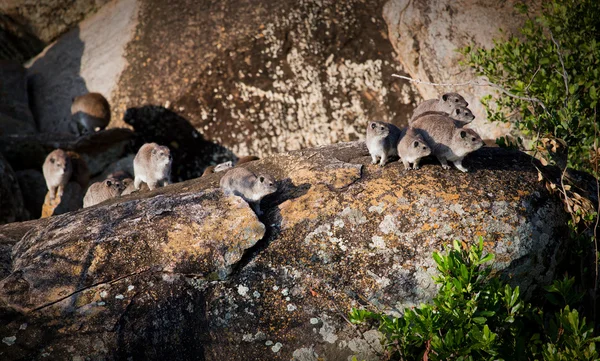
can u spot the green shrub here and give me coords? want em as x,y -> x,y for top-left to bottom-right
349,239 -> 600,360
460,0 -> 600,176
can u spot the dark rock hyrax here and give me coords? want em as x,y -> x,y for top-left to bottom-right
220,167 -> 277,215
365,121 -> 401,167
412,114 -> 484,172
42,149 -> 73,202
70,92 -> 111,135
397,127 -> 432,170
410,92 -> 469,122
83,178 -> 126,208
133,143 -> 173,191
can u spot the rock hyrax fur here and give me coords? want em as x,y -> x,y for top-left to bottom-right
410,105 -> 475,127
133,143 -> 173,191
120,178 -> 135,196
42,149 -> 72,201
410,92 -> 469,122
220,167 -> 277,215
365,121 -> 401,167
397,127 -> 432,170
202,156 -> 260,177
412,114 -> 484,172
71,92 -> 111,134
83,178 -> 126,208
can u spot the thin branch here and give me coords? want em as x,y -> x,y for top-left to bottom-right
550,30 -> 570,100
525,65 -> 542,93
391,74 -> 549,114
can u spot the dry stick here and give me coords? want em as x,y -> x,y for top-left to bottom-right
391,74 -> 549,114
550,31 -> 570,100
525,65 -> 542,93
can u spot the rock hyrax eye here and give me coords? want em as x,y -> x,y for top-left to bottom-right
370,123 -> 376,129
472,137 -> 476,142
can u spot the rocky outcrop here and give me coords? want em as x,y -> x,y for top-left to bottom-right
0,142 -> 570,360
0,153 -> 28,225
24,0 -> 419,159
0,61 -> 36,135
382,0 -> 542,140
15,170 -> 46,219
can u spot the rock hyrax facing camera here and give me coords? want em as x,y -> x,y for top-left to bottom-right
83,178 -> 126,208
133,143 -> 173,191
71,92 -> 111,135
42,149 -> 72,201
220,167 -> 277,215
397,127 -> 432,170
365,121 -> 401,167
412,114 -> 484,172
410,92 -> 469,122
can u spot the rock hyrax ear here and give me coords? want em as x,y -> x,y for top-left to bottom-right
460,130 -> 467,138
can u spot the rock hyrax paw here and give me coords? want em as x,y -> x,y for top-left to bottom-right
413,165 -> 420,170
442,165 -> 451,170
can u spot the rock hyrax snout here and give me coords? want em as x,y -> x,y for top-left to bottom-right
365,121 -> 401,167
133,143 -> 173,191
220,167 -> 277,215
42,149 -> 73,201
397,127 -> 432,170
83,178 -> 126,208
410,92 -> 470,122
71,92 -> 111,134
412,114 -> 484,172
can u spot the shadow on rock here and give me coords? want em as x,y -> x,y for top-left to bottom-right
124,106 -> 235,182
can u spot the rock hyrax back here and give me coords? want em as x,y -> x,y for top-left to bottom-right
397,127 -> 432,170
365,121 -> 401,167
220,167 -> 277,215
71,92 -> 111,134
410,105 -> 475,127
412,114 -> 484,172
42,149 -> 72,201
83,178 -> 126,208
410,92 -> 469,122
133,143 -> 172,191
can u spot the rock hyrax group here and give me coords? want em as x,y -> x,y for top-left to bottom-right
366,92 -> 484,173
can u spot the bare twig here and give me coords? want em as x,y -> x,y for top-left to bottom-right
550,31 -> 570,99
525,65 -> 542,93
391,74 -> 549,114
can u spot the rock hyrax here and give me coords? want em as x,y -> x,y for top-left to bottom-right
410,105 -> 475,127
220,167 -> 277,215
83,178 -> 126,208
365,121 -> 401,167
397,127 -> 432,170
71,92 -> 111,134
412,113 -> 484,172
42,149 -> 72,201
410,92 -> 469,122
133,143 -> 173,191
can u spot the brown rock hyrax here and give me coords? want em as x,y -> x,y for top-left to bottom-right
412,114 -> 484,172
220,167 -> 277,215
71,92 -> 111,134
410,92 -> 469,122
133,143 -> 172,191
83,178 -> 126,208
42,149 -> 72,201
365,121 -> 401,166
397,127 -> 432,170
410,105 -> 475,127
119,178 -> 135,196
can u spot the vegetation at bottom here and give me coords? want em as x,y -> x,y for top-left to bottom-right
349,239 -> 600,361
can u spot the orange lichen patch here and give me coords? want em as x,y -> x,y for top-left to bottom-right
288,162 -> 361,189
279,185 -> 340,229
517,190 -> 530,197
362,178 -> 401,206
164,223 -> 211,258
421,223 -> 433,231
440,193 -> 460,202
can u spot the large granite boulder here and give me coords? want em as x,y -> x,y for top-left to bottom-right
24,0 -> 419,159
382,0 -> 542,140
0,142 -> 570,360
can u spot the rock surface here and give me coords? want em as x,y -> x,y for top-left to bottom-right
0,153 -> 28,225
15,169 -> 46,219
382,0 -> 542,140
0,142 -> 569,360
40,182 -> 84,218
0,61 -> 36,135
24,0 -> 419,158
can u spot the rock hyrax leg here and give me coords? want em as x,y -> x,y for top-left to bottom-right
133,143 -> 173,191
453,158 -> 468,173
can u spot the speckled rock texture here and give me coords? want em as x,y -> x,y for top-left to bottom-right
382,0 -> 542,141
0,153 -> 28,225
0,142 -> 569,360
25,0 -> 419,158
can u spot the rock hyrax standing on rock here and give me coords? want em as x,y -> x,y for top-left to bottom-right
412,113 -> 484,172
83,178 -> 126,208
71,92 -> 111,134
42,149 -> 72,201
133,143 -> 173,191
366,121 -> 401,167
397,127 -> 432,170
410,92 -> 469,122
220,167 -> 277,215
